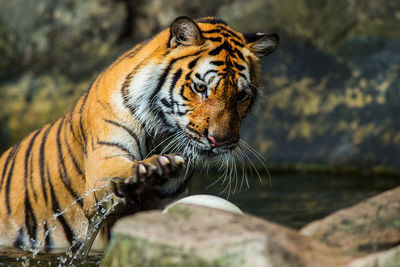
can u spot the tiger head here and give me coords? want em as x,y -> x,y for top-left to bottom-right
131,17 -> 278,161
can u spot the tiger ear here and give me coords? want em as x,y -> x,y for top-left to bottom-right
169,16 -> 204,47
244,33 -> 279,58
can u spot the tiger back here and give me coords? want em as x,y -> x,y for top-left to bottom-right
0,16 -> 278,252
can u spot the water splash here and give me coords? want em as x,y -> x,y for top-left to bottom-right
68,193 -> 118,264
12,183 -> 116,266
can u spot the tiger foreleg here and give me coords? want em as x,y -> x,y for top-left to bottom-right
84,154 -> 186,219
112,154 -> 186,211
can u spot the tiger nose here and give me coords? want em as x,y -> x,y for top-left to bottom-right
207,135 -> 230,148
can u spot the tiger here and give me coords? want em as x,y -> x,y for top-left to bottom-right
0,16 -> 278,253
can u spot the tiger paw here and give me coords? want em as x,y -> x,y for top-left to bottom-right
113,154 -> 185,198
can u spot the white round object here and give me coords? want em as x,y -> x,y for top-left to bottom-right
163,194 -> 244,215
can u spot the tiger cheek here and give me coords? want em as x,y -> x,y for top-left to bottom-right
238,100 -> 251,118
183,83 -> 197,101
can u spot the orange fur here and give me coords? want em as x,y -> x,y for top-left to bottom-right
0,16 -> 278,252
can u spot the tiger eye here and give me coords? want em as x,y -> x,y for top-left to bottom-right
195,83 -> 207,93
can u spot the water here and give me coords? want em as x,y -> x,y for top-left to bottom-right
0,250 -> 103,266
191,172 -> 400,229
0,173 -> 399,266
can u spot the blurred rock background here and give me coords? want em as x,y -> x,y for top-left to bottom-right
1,0 -> 400,171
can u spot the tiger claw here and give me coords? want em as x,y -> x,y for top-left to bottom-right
113,154 -> 185,198
158,156 -> 170,166
173,155 -> 185,165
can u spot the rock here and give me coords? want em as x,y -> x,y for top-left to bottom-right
0,0 -> 126,79
163,194 -> 244,215
347,245 -> 400,267
102,204 -> 348,267
300,186 -> 400,257
242,38 -> 400,170
1,0 -> 400,169
122,0 -> 234,42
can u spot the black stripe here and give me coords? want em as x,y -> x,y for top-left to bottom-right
217,25 -> 241,40
79,118 -> 87,156
68,113 -> 81,145
167,30 -> 173,48
121,72 -> 135,105
239,73 -> 248,80
39,123 -> 53,205
29,156 -> 37,201
234,62 -> 246,71
185,71 -> 192,81
188,57 -> 200,69
247,56 -> 256,81
161,98 -> 173,108
150,51 -> 204,102
90,136 -> 95,151
231,39 -> 244,47
56,118 -> 83,207
77,85 -> 92,156
24,129 -> 42,203
56,118 -> 70,185
168,69 -> 183,111
47,167 -> 75,246
195,73 -> 202,81
204,70 -> 218,77
196,18 -> 227,25
209,41 -> 235,56
63,127 -> 84,177
209,43 -> 225,56
13,228 -> 25,249
97,141 -> 135,159
150,51 -> 204,125
0,140 -> 21,190
202,29 -> 221,34
234,48 -> 245,60
5,142 -> 22,215
121,59 -> 150,116
104,119 -> 144,160
0,150 -> 14,189
210,61 -> 225,66
25,191 -> 37,248
171,69 -> 182,92
43,221 -> 53,252
180,85 -> 189,101
213,78 -> 222,93
176,110 -> 189,116
205,37 -> 222,42
79,90 -> 90,114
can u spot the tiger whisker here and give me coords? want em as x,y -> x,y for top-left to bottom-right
240,140 -> 271,189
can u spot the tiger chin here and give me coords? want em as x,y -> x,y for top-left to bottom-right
0,16 -> 278,252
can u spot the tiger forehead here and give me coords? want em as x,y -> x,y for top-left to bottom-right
198,23 -> 246,56
171,21 -> 249,83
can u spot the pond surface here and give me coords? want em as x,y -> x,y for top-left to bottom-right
0,173 -> 399,266
191,172 -> 400,229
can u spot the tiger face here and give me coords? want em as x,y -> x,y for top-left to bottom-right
146,17 -> 278,159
